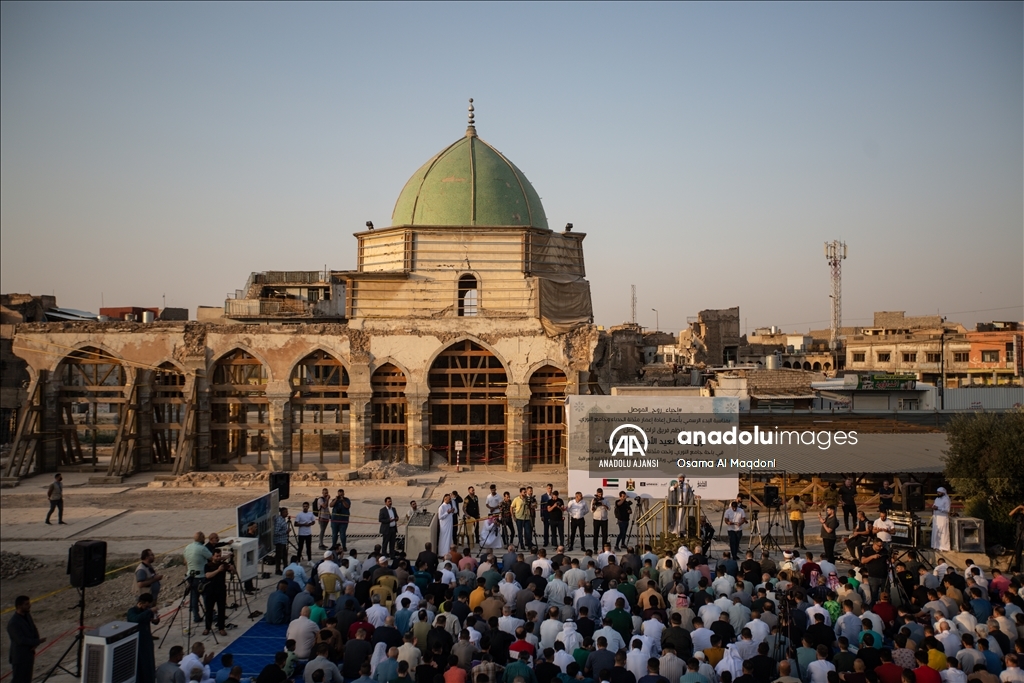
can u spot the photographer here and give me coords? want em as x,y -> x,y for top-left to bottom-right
614,492 -> 633,551
203,549 -> 232,636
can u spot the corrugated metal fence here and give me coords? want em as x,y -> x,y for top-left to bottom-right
942,387 -> 1024,410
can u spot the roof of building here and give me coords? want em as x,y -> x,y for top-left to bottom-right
390,101 -> 549,230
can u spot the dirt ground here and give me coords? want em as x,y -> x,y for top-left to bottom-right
0,487 -> 266,680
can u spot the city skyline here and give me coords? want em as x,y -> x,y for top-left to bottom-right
2,2 -> 1021,332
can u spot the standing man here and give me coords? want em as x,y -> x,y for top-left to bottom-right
547,490 -> 565,549
127,593 -> 161,683
614,492 -> 633,551
860,540 -> 889,604
878,481 -> 895,515
592,489 -> 610,552
873,510 -> 895,545
670,476 -> 694,532
184,532 -> 212,624
45,473 -> 65,525
818,505 -> 839,563
316,488 -> 332,550
136,549 -> 164,605
438,494 -> 456,556
500,491 -> 516,545
6,596 -> 45,683
402,500 -> 420,525
541,484 -> 555,547
724,500 -> 747,559
525,487 -> 539,544
380,498 -> 400,558
839,478 -> 858,532
203,549 -> 230,637
295,502 -> 316,562
788,496 -> 808,550
274,507 -> 290,575
464,487 -> 481,543
512,488 -> 533,548
567,492 -> 587,552
486,485 -> 502,516
931,487 -> 951,552
330,489 -> 351,552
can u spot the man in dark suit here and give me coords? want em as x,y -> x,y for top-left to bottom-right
379,497 -> 399,558
6,596 -> 44,683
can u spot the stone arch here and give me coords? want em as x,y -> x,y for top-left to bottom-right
812,362 -> 822,371
371,363 -> 408,462
520,358 -> 571,388
208,344 -> 274,383
528,365 -> 567,466
802,362 -> 812,371
428,339 -> 508,466
290,350 -> 350,466
824,362 -> 832,371
210,348 -> 269,464
54,346 -> 128,467
782,361 -> 792,368
424,335 -> 511,378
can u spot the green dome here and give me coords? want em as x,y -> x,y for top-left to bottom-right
391,127 -> 549,230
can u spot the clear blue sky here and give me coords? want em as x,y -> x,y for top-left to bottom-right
2,2 -> 1021,333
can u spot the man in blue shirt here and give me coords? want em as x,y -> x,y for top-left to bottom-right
274,508 -> 291,575
265,581 -> 291,625
969,588 -> 992,622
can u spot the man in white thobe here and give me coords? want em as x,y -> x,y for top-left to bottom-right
931,487 -> 951,552
438,494 -> 455,556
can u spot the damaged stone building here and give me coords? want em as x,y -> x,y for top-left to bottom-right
3,111 -> 598,480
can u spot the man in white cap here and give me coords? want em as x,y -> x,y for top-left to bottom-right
931,487 -> 951,552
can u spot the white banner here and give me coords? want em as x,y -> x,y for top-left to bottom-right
566,395 -> 739,500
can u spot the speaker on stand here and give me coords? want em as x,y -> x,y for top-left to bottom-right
45,540 -> 108,682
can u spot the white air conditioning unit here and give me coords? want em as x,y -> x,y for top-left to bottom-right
83,621 -> 139,683
226,536 -> 259,583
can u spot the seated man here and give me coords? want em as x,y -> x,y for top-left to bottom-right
265,581 -> 291,625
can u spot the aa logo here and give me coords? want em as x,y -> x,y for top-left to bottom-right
608,424 -> 648,457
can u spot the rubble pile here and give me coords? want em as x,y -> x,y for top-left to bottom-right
357,460 -> 423,480
1,551 -> 46,580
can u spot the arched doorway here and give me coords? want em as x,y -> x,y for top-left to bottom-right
528,365 -> 567,466
56,347 -> 126,466
371,363 -> 407,462
812,362 -> 822,371
782,361 -> 792,368
211,350 -> 268,464
291,351 -> 349,465
151,362 -> 185,465
429,340 -> 507,465
803,362 -> 812,370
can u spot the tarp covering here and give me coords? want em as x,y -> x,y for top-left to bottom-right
530,231 -> 586,280
538,278 -> 593,336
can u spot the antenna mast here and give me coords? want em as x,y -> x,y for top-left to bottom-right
824,240 -> 848,360
631,284 -> 637,324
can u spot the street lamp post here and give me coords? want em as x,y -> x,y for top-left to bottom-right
651,308 -> 659,332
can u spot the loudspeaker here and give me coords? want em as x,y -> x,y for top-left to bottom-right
901,483 -> 924,512
763,486 -> 780,508
270,471 -> 290,501
68,540 -> 107,588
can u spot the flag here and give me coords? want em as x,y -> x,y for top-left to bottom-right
602,478 -> 619,488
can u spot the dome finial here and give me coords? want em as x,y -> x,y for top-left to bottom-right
466,98 -> 476,137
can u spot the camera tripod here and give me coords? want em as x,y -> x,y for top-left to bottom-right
159,572 -> 216,651
749,506 -> 785,554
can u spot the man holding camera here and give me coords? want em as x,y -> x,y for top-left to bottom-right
203,548 -> 232,636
